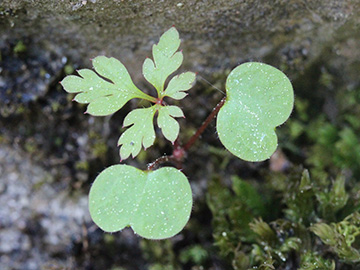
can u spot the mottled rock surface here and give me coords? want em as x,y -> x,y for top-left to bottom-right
0,144 -> 90,269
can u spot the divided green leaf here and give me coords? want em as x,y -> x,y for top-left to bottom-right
157,105 -> 184,143
89,164 -> 192,239
118,106 -> 157,160
217,62 -> 294,161
164,71 -> 196,100
142,27 -> 184,94
62,27 -> 195,160
61,56 -> 155,116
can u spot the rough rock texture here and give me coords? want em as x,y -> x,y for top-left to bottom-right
0,144 -> 90,269
1,1 -> 359,75
1,0 -> 360,269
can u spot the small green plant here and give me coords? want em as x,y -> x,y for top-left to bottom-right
61,27 -> 294,239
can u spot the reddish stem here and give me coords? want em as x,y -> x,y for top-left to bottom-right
147,96 -> 226,170
183,96 -> 226,151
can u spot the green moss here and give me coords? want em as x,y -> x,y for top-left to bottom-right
135,148 -> 148,163
15,104 -> 26,114
299,252 -> 335,270
64,64 -> 75,75
0,135 -> 7,144
206,176 -> 271,268
207,167 -> 360,269
140,239 -> 180,270
103,234 -> 115,244
311,212 -> 360,263
13,40 -> 26,54
24,138 -> 37,154
92,141 -> 108,158
208,146 -> 232,170
281,84 -> 360,180
89,131 -> 108,159
75,160 -> 90,171
51,101 -> 61,113
179,245 -> 208,265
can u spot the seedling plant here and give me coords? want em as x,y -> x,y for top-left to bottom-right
61,27 -> 294,239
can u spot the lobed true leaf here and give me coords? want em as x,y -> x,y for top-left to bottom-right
61,56 -> 155,116
142,27 -> 184,94
157,105 -> 184,143
118,106 -> 157,160
164,71 -> 196,100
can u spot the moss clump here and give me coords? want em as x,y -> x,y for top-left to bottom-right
207,168 -> 360,269
311,212 -> 360,263
140,239 -> 180,270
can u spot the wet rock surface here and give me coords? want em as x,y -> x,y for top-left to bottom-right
1,0 -> 360,269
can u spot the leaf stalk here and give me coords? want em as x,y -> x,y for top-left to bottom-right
147,96 -> 226,170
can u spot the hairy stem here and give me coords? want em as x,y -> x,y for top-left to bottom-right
147,155 -> 176,170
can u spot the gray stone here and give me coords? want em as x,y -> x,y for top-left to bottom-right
0,144 -> 91,268
1,0 -> 359,79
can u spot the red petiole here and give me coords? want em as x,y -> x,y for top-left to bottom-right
147,96 -> 226,170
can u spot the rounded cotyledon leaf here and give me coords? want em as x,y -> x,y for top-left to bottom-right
217,62 -> 294,162
89,164 -> 192,239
